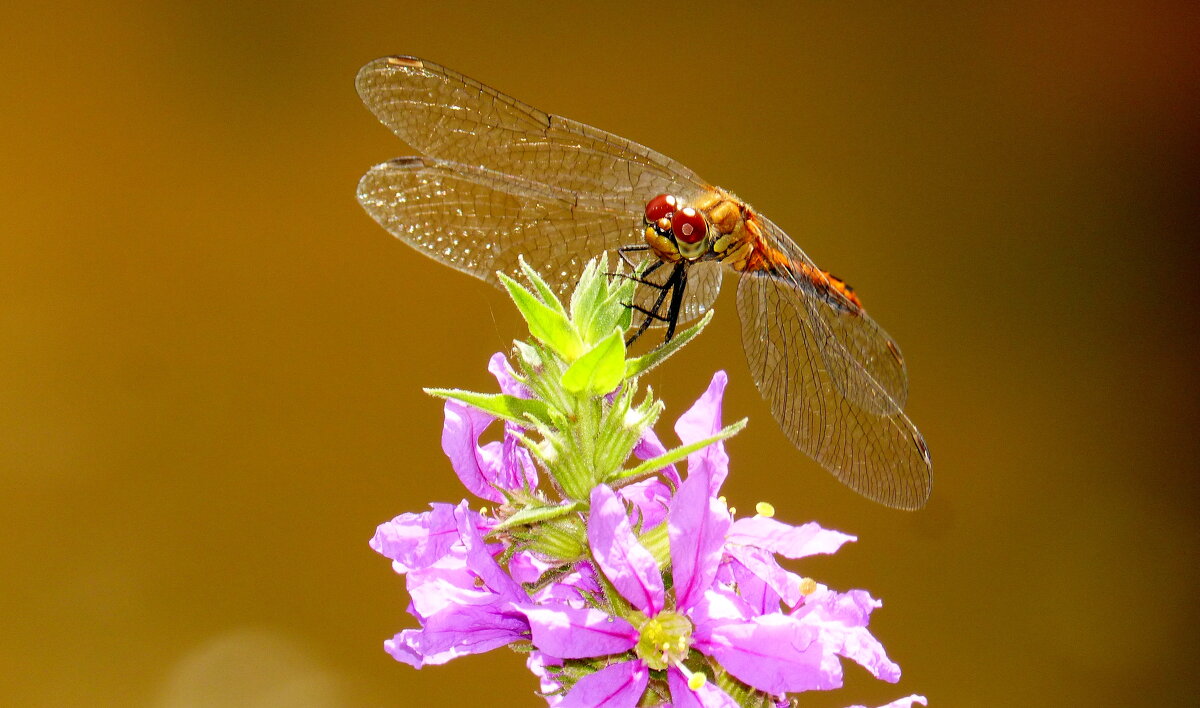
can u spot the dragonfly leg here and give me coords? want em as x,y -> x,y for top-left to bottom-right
663,265 -> 688,341
612,262 -> 668,289
612,247 -> 666,287
625,303 -> 672,322
625,262 -> 684,346
617,244 -> 651,270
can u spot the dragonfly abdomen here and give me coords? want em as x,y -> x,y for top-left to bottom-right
700,194 -> 864,315
753,251 -> 864,315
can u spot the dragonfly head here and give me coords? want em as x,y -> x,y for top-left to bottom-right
643,193 -> 711,260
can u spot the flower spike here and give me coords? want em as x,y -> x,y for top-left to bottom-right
372,261 -> 924,707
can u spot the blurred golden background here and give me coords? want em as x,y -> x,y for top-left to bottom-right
2,1 -> 1197,706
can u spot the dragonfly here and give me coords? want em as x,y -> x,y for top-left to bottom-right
356,56 -> 932,510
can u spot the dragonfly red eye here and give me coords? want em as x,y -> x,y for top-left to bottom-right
671,207 -> 707,244
645,193 -> 677,222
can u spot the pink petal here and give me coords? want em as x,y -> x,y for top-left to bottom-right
404,552 -> 484,619
792,590 -> 902,686
507,550 -> 546,585
800,587 -> 878,624
726,557 -> 783,615
520,605 -> 637,659
795,588 -> 900,682
530,563 -> 602,607
388,510 -> 531,664
559,660 -> 649,708
689,587 -> 756,628
456,504 -> 526,603
674,371 -> 727,443
728,517 -> 856,559
673,371 -> 730,491
835,625 -> 901,682
441,401 -> 505,502
700,614 -> 842,694
384,601 -> 528,668
487,352 -> 531,398
633,427 -> 681,486
618,477 -> 673,528
500,423 -> 538,490
369,502 -> 461,572
383,629 -> 426,668
667,666 -> 740,708
669,472 -> 731,611
725,544 -> 804,607
527,652 -> 566,706
589,484 -> 665,615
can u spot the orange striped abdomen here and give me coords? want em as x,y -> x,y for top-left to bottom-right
706,200 -> 863,313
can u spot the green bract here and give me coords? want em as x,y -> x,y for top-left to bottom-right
561,328 -> 625,396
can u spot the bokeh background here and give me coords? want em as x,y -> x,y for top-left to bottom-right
3,1 -> 1198,706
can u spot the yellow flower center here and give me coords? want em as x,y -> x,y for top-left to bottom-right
634,611 -> 693,670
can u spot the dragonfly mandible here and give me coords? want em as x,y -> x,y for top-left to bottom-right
356,56 -> 932,509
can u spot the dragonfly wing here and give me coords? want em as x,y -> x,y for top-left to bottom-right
356,57 -> 711,206
755,215 -> 909,413
675,261 -> 722,328
359,157 -> 627,293
736,271 -> 931,509
358,157 -> 721,325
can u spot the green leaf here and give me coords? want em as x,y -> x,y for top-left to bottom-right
423,388 -> 550,426
639,521 -> 671,569
587,272 -> 636,343
606,261 -> 642,333
511,429 -> 554,466
491,501 -> 583,533
569,259 -> 605,341
614,417 -> 747,482
588,298 -> 626,342
622,392 -> 664,439
513,340 -> 543,371
500,273 -> 584,360
526,517 -> 587,560
561,328 -> 626,395
613,290 -> 634,332
624,310 -> 714,378
518,256 -> 568,317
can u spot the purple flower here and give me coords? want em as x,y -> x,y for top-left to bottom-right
617,426 -> 680,528
369,502 -> 462,574
520,481 -> 741,707
523,467 -> 850,704
519,372 -> 913,705
677,374 -> 906,690
720,514 -> 856,613
372,360 -> 924,707
371,501 -> 531,668
442,353 -> 537,501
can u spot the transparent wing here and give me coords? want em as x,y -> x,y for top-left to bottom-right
356,56 -> 711,206
736,272 -> 932,509
357,157 -> 720,324
754,215 -> 909,413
